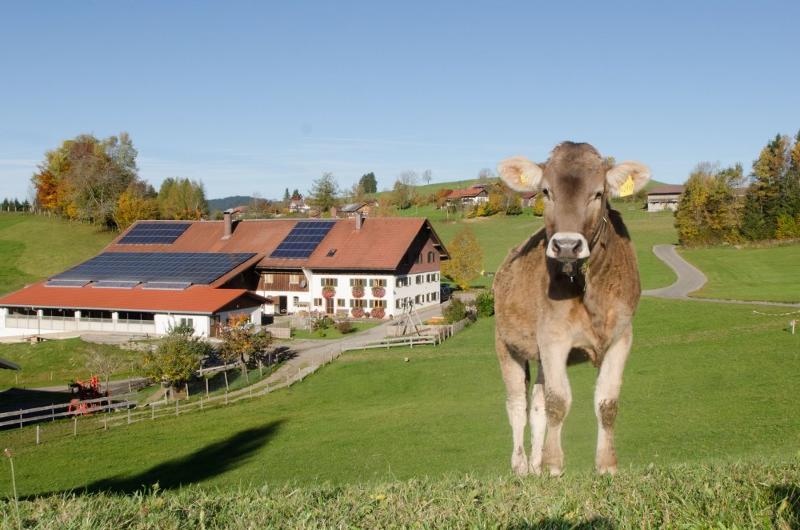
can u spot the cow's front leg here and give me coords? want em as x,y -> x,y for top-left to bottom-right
497,343 -> 529,475
528,360 -> 546,475
594,326 -> 632,474
540,339 -> 572,476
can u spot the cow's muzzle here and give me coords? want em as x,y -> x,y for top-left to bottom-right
546,232 -> 591,261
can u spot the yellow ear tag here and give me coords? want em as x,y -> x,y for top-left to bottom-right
618,175 -> 635,197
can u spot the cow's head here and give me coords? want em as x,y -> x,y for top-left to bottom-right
498,142 -> 649,263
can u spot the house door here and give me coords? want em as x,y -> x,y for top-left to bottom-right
325,297 -> 334,315
278,296 -> 288,314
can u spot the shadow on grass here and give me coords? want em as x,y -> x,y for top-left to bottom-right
772,484 -> 800,527
0,387 -> 74,415
507,517 -> 613,529
67,420 -> 284,495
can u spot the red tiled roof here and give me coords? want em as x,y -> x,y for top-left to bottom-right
447,186 -> 488,199
647,185 -> 685,195
0,283 -> 265,315
106,217 -> 446,271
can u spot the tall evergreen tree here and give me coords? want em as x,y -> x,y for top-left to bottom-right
358,172 -> 378,194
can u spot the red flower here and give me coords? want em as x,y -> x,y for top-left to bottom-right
322,286 -> 336,299
351,286 -> 365,299
351,307 -> 365,318
371,307 -> 385,319
371,286 -> 385,298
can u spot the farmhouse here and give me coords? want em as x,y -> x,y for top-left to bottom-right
0,214 -> 448,338
337,201 -> 378,218
647,184 -> 685,212
445,185 -> 489,206
288,195 -> 311,214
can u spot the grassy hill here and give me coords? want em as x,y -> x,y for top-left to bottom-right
2,298 -> 798,498
207,195 -> 257,212
0,213 -> 114,296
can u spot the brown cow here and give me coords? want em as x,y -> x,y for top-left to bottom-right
493,142 -> 650,476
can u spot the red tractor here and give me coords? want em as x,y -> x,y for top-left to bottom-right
67,375 -> 106,415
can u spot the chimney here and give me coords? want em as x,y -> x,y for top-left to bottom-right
355,212 -> 364,231
330,206 -> 338,218
223,209 -> 233,239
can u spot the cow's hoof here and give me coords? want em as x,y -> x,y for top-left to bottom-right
529,461 -> 543,475
512,451 -> 529,476
596,464 -> 617,475
548,465 -> 564,477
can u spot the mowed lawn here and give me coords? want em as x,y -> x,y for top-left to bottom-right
0,338 -> 140,390
0,213 -> 114,295
2,297 -> 798,497
680,244 -> 800,303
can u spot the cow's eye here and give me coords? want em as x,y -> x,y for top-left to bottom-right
594,191 -> 603,200
542,188 -> 551,199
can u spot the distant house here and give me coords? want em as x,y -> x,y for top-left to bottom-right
288,195 -> 311,214
647,185 -> 685,212
520,191 -> 538,207
338,200 -> 378,218
445,185 -> 489,206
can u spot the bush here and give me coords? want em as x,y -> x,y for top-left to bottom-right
336,321 -> 354,334
443,298 -> 467,323
532,193 -> 544,216
475,291 -> 494,317
311,316 -> 334,332
505,202 -> 522,215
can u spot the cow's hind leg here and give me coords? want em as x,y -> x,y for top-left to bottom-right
594,327 -> 632,474
540,341 -> 572,476
528,360 -> 546,475
497,341 -> 529,475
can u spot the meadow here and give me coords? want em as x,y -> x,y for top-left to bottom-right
0,214 -> 113,296
680,243 -> 800,303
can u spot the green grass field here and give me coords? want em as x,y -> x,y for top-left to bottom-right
0,338 -> 140,390
290,321 -> 380,340
2,298 -> 798,499
680,244 -> 800,303
0,213 -> 114,295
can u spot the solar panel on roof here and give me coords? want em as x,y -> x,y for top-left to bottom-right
45,279 -> 89,288
118,222 -> 191,245
142,281 -> 192,291
269,220 -> 336,259
52,252 -> 256,285
93,281 -> 140,289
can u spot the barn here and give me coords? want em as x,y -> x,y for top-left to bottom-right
0,213 -> 449,338
647,185 -> 685,212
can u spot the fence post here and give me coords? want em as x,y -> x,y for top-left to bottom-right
259,360 -> 263,377
127,407 -> 131,425
175,399 -> 179,417
224,370 -> 229,391
51,404 -> 55,422
185,382 -> 190,400
205,377 -> 209,398
73,417 -> 77,436
19,409 -> 22,429
225,390 -> 228,405
200,397 -> 204,410
36,425 -> 40,445
104,417 -> 108,430
151,405 -> 155,420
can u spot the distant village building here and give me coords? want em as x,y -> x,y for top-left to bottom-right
445,185 -> 489,207
647,185 -> 685,212
338,200 -> 378,218
0,214 -> 449,338
288,195 -> 311,214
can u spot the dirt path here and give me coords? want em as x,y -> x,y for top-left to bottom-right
642,244 -> 800,308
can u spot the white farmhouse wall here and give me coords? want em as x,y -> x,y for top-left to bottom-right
647,198 -> 679,212
154,314 -> 211,338
217,307 -> 261,326
0,307 -> 5,329
392,272 -> 440,316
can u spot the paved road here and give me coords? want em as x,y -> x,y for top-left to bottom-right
642,244 -> 800,308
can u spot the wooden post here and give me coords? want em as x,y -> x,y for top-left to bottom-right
36,425 -> 40,445
19,409 -> 22,429
73,417 -> 77,436
127,407 -> 131,424
205,377 -> 210,398
200,397 -> 204,410
791,319 -> 797,335
104,417 -> 108,430
128,378 -> 132,394
175,399 -> 179,416
224,370 -> 229,391
151,405 -> 155,420
259,360 -> 263,377
244,365 -> 249,384
185,382 -> 190,400
225,390 -> 228,405
248,386 -> 252,398
51,404 -> 55,422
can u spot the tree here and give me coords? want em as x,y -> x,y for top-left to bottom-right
421,169 -> 433,185
740,133 -> 800,241
114,182 -> 159,230
307,172 -> 339,213
478,168 -> 494,181
141,326 -> 210,395
532,193 -> 545,216
675,162 -> 743,246
358,172 -> 378,194
442,227 -> 483,290
219,314 -> 271,378
86,351 -> 123,395
158,177 -> 208,220
391,171 -> 417,209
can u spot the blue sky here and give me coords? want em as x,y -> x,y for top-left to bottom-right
1,1 -> 798,200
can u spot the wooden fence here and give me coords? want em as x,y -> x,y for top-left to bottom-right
0,395 -> 135,429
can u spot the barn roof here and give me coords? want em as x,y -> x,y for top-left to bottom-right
647,185 -> 685,196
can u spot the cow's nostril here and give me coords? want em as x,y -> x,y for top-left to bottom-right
572,239 -> 582,253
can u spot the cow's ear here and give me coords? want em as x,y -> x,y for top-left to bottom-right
606,161 -> 651,197
497,156 -> 543,192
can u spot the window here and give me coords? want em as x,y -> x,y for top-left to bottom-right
321,278 -> 338,287
427,251 -> 435,263
289,274 -> 301,285
264,273 -> 274,284
432,291 -> 438,301
349,278 -> 366,287
415,294 -> 424,304
416,275 -> 423,285
179,317 -> 194,330
369,299 -> 386,309
349,299 -> 367,308
293,296 -> 299,305
369,278 -> 387,287
415,253 -> 422,264
396,276 -> 410,287
314,298 -> 322,306
337,298 -> 345,307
